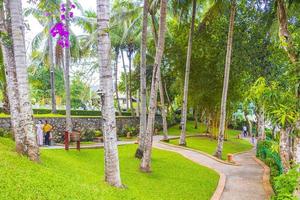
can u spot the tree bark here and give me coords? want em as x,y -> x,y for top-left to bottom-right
9,0 -> 39,161
120,50 -> 129,111
127,47 -> 134,116
49,16 -> 57,114
114,48 -> 122,116
140,0 -> 167,172
149,12 -> 169,141
97,0 -> 122,187
215,0 -> 236,159
136,0 -> 148,159
256,107 -> 266,140
279,128 -> 291,173
64,0 -> 72,133
179,0 -> 197,146
194,107 -> 198,129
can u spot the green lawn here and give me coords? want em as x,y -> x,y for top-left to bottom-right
0,137 -> 219,200
168,122 -> 252,160
165,121 -> 207,135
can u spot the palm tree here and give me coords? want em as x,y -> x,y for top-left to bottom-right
179,0 -> 197,146
149,5 -> 169,141
48,16 -> 57,113
214,0 -> 236,159
135,0 -> 149,159
0,47 -> 9,114
9,0 -> 40,161
97,0 -> 122,187
64,0 -> 72,133
140,0 -> 168,172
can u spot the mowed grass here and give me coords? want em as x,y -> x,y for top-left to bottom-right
165,121 -> 207,135
168,122 -> 253,160
0,137 -> 219,200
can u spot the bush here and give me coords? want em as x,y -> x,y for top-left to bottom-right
32,109 -> 131,116
121,125 -> 139,137
0,128 -> 12,138
81,129 -> 97,141
272,166 -> 300,200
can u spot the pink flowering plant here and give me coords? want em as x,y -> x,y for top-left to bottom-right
50,2 -> 76,48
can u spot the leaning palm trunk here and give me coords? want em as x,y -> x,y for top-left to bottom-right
150,13 -> 169,141
179,0 -> 197,146
49,17 -> 57,114
64,0 -> 72,133
135,0 -> 149,159
279,128 -> 291,173
9,0 -> 39,161
127,50 -> 134,116
215,0 -> 236,159
140,0 -> 168,172
97,0 -> 122,187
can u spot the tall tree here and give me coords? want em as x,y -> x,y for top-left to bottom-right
64,0 -> 72,133
114,47 -> 122,115
97,0 -> 122,187
48,16 -> 57,113
9,0 -> 39,161
0,2 -> 23,153
140,0 -> 168,172
135,0 -> 148,158
215,0 -> 236,159
179,0 -> 197,146
0,46 -> 9,113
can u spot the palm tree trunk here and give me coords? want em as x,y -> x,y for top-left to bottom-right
215,0 -> 236,159
49,17 -> 57,114
0,47 -> 10,114
179,0 -> 197,146
150,11 -> 169,141
140,0 -> 167,172
97,0 -> 122,187
9,0 -> 39,162
121,50 -> 129,111
127,49 -> 134,116
114,48 -> 122,116
194,107 -> 198,129
135,0 -> 148,159
64,0 -> 72,133
256,107 -> 266,140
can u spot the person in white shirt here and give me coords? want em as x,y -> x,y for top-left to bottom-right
242,126 -> 247,137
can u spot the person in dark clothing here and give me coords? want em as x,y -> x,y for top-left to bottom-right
43,120 -> 53,146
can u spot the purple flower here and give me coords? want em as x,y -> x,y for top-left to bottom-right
61,7 -> 66,12
44,12 -> 50,17
61,14 -> 66,20
71,4 -> 76,8
69,12 -> 74,18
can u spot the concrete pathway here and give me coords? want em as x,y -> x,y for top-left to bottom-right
41,140 -> 136,150
153,136 -> 268,200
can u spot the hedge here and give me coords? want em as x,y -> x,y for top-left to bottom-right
0,108 -> 132,116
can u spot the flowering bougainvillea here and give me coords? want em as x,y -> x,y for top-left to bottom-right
49,2 -> 76,48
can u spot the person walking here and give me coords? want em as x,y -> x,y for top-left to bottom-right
242,125 -> 247,137
36,120 -> 44,146
43,120 -> 53,146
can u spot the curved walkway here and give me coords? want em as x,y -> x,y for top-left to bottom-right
153,136 -> 268,200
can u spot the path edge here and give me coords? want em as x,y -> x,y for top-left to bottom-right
159,141 -> 239,166
253,156 -> 274,199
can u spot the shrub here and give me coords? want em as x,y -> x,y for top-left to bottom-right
0,128 -> 12,138
121,125 -> 139,137
272,166 -> 300,200
32,109 -> 131,116
81,129 -> 97,141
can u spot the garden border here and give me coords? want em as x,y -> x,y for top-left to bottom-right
253,156 -> 274,199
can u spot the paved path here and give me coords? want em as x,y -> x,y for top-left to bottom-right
41,140 -> 136,150
153,136 -> 267,200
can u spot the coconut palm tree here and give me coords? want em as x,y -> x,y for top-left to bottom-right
214,0 -> 236,159
97,0 -> 122,187
179,0 -> 197,146
135,0 -> 149,159
0,47 -> 9,114
9,0 -> 39,161
140,0 -> 168,172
